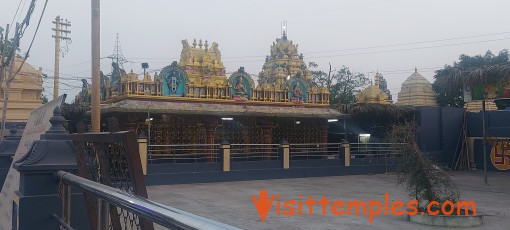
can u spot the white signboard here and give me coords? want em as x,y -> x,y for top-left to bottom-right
0,95 -> 66,230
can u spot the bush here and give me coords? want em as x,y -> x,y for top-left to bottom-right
387,122 -> 460,208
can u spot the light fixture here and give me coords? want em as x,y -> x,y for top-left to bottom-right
327,119 -> 338,122
287,75 -> 290,80
295,121 -> 301,125
359,133 -> 371,137
221,117 -> 233,121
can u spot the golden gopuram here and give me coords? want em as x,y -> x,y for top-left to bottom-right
94,33 -> 345,146
356,72 -> 392,105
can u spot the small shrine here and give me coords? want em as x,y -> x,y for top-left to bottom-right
396,68 -> 437,107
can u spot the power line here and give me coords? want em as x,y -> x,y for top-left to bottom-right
72,31 -> 510,72
122,35 -> 510,64
307,37 -> 510,59
302,31 -> 510,54
16,0 -> 28,23
10,0 -> 25,27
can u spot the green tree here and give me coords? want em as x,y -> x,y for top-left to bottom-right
41,94 -> 48,104
433,50 -> 510,107
0,27 -> 20,60
310,62 -> 369,104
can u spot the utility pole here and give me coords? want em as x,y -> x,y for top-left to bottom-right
91,0 -> 101,132
1,23 -> 20,140
0,24 -> 10,81
52,15 -> 71,100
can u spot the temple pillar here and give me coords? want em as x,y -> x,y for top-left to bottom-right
259,120 -> 274,160
205,118 -> 218,162
320,121 -> 330,157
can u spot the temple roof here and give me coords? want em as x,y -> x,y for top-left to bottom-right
101,98 -> 345,118
396,68 -> 437,106
258,35 -> 312,88
270,35 -> 299,58
178,39 -> 226,79
356,84 -> 391,104
1,57 -> 43,88
374,72 -> 392,102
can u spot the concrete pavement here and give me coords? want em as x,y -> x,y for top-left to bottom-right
148,171 -> 509,229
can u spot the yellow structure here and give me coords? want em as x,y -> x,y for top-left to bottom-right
356,72 -> 392,104
464,100 -> 497,112
104,36 -> 330,105
0,57 -> 43,122
256,33 -> 327,103
396,68 -> 437,106
356,84 -> 391,104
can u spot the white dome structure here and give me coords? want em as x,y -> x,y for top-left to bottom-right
396,68 -> 437,107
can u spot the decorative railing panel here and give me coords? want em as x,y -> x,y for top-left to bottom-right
72,131 -> 153,230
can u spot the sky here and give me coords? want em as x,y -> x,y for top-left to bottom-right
1,0 -> 509,102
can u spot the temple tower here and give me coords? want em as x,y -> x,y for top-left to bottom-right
0,57 -> 43,122
396,68 -> 437,106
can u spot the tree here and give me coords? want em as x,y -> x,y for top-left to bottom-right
387,122 -> 459,211
310,62 -> 369,104
0,27 -> 20,59
41,94 -> 48,104
433,50 -> 510,107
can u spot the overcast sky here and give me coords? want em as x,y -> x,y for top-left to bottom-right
1,0 -> 509,102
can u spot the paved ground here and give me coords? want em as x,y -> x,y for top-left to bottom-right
148,171 -> 509,229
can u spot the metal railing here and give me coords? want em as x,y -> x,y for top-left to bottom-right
146,142 -> 404,163
349,143 -> 404,158
53,170 -> 242,230
289,143 -> 344,160
148,144 -> 220,163
230,144 -> 280,161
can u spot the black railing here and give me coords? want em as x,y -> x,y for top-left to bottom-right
230,144 -> 280,161
349,143 -> 404,158
148,144 -> 220,163
289,143 -> 344,160
54,171 -> 242,230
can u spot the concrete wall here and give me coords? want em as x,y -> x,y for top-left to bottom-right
416,106 -> 465,165
467,110 -> 510,171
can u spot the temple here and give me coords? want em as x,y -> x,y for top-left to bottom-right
96,34 -> 344,146
356,72 -> 392,104
0,57 -> 43,122
396,68 -> 437,107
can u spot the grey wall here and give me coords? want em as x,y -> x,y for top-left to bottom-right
416,106 -> 465,166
